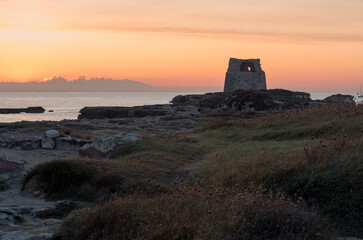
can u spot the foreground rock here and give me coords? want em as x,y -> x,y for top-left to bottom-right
45,130 -> 59,139
0,107 -> 45,114
80,133 -> 141,158
41,138 -> 55,150
0,130 -> 89,151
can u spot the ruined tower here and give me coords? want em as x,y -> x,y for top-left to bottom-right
224,58 -> 266,92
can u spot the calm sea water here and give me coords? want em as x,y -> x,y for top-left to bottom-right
0,92 -> 193,123
0,92 -> 359,123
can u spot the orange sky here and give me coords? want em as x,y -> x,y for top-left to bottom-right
0,0 -> 362,92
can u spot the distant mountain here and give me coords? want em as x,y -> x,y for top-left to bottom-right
0,77 -> 222,93
0,77 -> 154,92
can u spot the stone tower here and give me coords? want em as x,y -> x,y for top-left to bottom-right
224,58 -> 266,92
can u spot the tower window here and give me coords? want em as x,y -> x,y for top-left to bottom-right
240,62 -> 255,72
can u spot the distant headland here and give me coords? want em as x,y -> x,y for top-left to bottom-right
0,77 -> 220,92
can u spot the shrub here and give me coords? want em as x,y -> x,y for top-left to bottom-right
23,160 -> 93,195
113,141 -> 143,157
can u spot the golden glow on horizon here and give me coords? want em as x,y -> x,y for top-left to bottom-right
0,0 -> 362,92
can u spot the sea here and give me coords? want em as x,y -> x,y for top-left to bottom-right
0,92 -> 360,123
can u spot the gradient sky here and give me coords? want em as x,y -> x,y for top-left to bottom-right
0,0 -> 362,92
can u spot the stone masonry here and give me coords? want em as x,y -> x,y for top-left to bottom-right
224,58 -> 266,92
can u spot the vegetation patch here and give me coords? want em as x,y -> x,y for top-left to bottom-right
23,135 -> 203,201
56,187 -> 333,240
193,104 -> 363,236
23,104 -> 363,238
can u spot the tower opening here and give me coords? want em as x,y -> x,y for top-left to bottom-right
240,62 -> 255,72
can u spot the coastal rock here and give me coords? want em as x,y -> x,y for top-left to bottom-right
324,94 -> 354,103
0,231 -> 52,240
0,134 -> 18,148
170,95 -> 205,105
41,138 -> 55,150
0,208 -> 24,226
0,134 -> 43,150
0,107 -> 45,114
180,89 -> 312,113
78,105 -> 172,119
54,136 -> 87,151
80,133 -> 140,158
45,130 -> 60,139
21,137 -> 42,150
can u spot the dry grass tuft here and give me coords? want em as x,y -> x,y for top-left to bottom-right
56,185 -> 334,240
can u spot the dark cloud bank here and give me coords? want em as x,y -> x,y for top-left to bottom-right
0,77 -> 220,92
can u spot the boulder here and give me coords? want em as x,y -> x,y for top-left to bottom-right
324,94 -> 354,104
41,138 -> 55,150
80,133 -> 140,158
119,133 -> 141,142
171,94 -> 205,105
45,130 -> 60,139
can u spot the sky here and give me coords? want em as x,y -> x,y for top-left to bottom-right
0,0 -> 362,92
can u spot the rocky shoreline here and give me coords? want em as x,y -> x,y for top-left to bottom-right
0,89 -> 356,239
78,89 -> 354,119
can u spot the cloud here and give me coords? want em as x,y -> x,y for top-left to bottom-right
12,23 -> 362,44
1,0 -> 362,44
2,22 -> 362,44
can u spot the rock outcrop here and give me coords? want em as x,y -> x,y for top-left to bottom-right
0,107 -> 45,114
172,89 -> 313,112
78,105 -> 172,120
324,94 -> 354,103
224,58 -> 266,92
77,90 -> 354,120
0,131 -> 89,151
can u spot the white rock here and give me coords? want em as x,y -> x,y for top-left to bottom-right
41,138 -> 55,150
80,143 -> 91,151
45,130 -> 59,139
120,133 -> 141,142
79,133 -> 141,158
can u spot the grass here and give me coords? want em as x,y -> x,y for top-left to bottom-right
23,103 -> 363,238
55,187 -> 333,240
0,121 -> 50,132
23,135 -> 204,201
192,104 -> 363,236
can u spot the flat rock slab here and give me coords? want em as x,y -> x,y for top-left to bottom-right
0,107 -> 45,114
78,104 -> 172,119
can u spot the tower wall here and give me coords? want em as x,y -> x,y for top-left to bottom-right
224,58 -> 266,92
